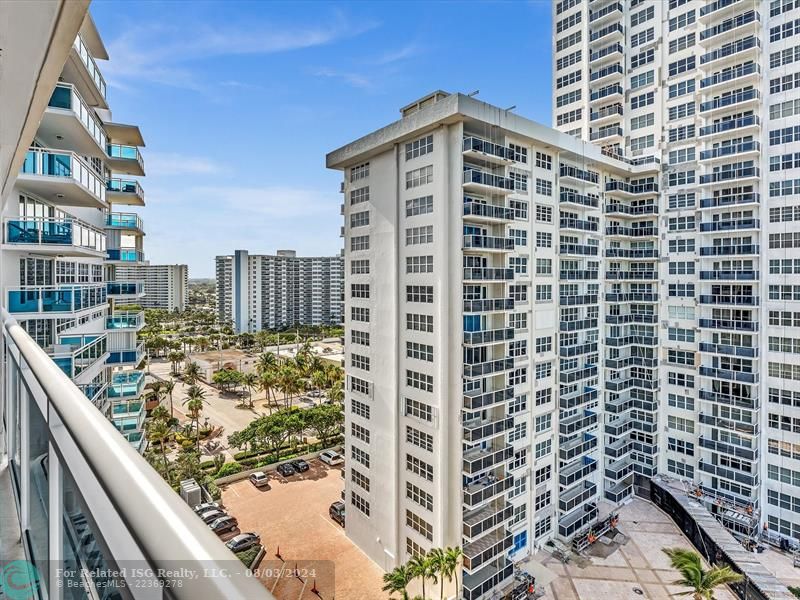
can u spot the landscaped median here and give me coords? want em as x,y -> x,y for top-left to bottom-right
212,441 -> 344,485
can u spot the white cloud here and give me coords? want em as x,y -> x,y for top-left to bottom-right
312,68 -> 373,90
146,152 -> 223,176
371,42 -> 422,65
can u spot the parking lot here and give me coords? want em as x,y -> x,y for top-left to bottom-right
220,459 -> 385,600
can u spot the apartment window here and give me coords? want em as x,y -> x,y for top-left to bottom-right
556,108 -> 582,127
534,465 -> 551,486
556,70 -> 581,90
535,388 -> 552,407
668,79 -> 695,99
770,127 -> 800,146
509,256 -> 527,275
351,354 -> 370,371
556,0 -> 579,13
668,216 -> 695,231
405,165 -> 433,189
770,44 -> 800,68
668,415 -> 695,434
536,232 -> 552,248
510,284 -> 527,302
350,376 -> 370,395
351,235 -> 369,252
631,28 -> 654,48
630,48 -> 654,70
630,5 -> 654,26
406,225 -> 433,245
536,204 -> 552,223
534,517 -> 552,539
351,330 -> 369,346
404,398 -> 433,422
535,490 -> 552,511
631,113 -> 654,130
406,255 -> 433,274
351,422 -> 370,444
510,475 -> 527,499
509,423 -> 527,443
667,460 -> 693,479
536,259 -> 552,276
630,134 -> 654,151
535,152 -> 552,170
350,162 -> 369,182
406,370 -> 433,393
351,490 -> 370,516
511,200 -> 529,220
669,10 -> 695,31
669,33 -> 695,54
405,134 -> 433,160
535,178 -> 552,196
509,368 -> 527,387
351,284 -> 370,299
406,482 -> 433,511
406,195 -> 433,217
535,439 -> 552,459
668,193 -> 695,209
350,186 -> 369,205
631,91 -> 654,109
351,259 -> 370,275
668,393 -> 695,411
536,362 -> 552,380
510,171 -> 528,192
509,144 -> 528,163
509,396 -> 528,415
406,426 -> 433,453
407,313 -> 433,332
351,469 -> 370,492
667,350 -> 693,366
668,283 -> 694,297
668,124 -> 695,143
406,285 -> 433,303
668,239 -> 695,254
406,538 -> 425,559
535,414 -> 552,433
535,336 -> 552,353
556,11 -> 581,33
351,445 -> 370,468
351,307 -> 370,322
406,454 -> 434,481
668,102 -> 695,121
535,284 -> 552,302
668,262 -> 695,276
556,31 -> 581,53
669,56 -> 695,77
509,313 -> 527,330
509,340 -> 526,358
510,229 -> 527,247
406,341 -> 433,362
510,449 -> 527,471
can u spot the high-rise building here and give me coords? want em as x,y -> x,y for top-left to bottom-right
215,249 -> 343,332
553,0 -> 800,546
327,90 -> 661,599
1,6 -> 148,451
0,3 -> 271,598
116,263 -> 189,311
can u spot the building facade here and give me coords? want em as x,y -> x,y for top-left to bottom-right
0,11 -> 148,451
327,91 -> 665,598
553,0 -> 800,545
215,249 -> 343,332
116,263 -> 188,311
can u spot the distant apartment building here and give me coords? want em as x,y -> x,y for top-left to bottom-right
116,263 -> 188,311
215,249 -> 343,332
552,0 -> 800,547
327,90 -> 663,599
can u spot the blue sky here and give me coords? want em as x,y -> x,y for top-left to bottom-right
91,1 -> 553,278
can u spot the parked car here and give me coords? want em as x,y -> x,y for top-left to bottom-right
291,459 -> 310,473
277,462 -> 296,477
329,501 -> 345,526
319,450 -> 344,466
209,515 -> 238,535
193,502 -> 220,514
226,533 -> 261,553
198,509 -> 226,524
249,471 -> 270,488
307,389 -> 321,398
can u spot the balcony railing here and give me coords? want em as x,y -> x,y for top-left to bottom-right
107,341 -> 146,365
589,2 -> 622,22
20,147 -> 106,204
700,192 -> 759,209
7,284 -> 107,314
463,169 -> 514,191
106,311 -> 144,330
462,137 -> 514,161
1,308 -> 271,599
559,165 -> 599,184
463,235 -> 514,251
700,10 -> 759,41
699,244 -> 759,256
51,333 -> 108,378
698,115 -> 759,137
700,0 -> 740,17
589,84 -> 623,102
108,248 -> 145,262
700,88 -> 759,113
699,166 -> 759,184
463,267 -> 514,281
106,212 -> 144,231
590,126 -> 623,141
107,177 -> 145,200
73,34 -> 107,99
4,216 -> 106,252
107,281 -> 144,297
463,298 -> 514,313
590,64 -> 623,82
699,141 -> 760,161
590,105 -> 623,121
605,180 -> 659,195
699,36 -> 760,65
590,22 -> 624,42
48,82 -> 107,149
463,200 -> 514,221
699,63 -> 760,89
108,370 -> 146,399
590,43 -> 623,63
107,143 -> 145,171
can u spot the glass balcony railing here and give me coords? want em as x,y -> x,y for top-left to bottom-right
7,284 -> 107,314
107,177 -> 145,199
106,212 -> 144,231
699,141 -> 760,161
463,200 -> 514,221
106,311 -> 144,330
462,169 -> 515,191
462,137 -> 514,161
51,334 -> 108,378
106,281 -> 144,296
700,63 -> 760,89
699,115 -> 759,137
699,166 -> 759,184
107,143 -> 145,171
700,89 -> 759,113
590,126 -> 623,141
590,84 -> 623,102
20,147 -> 106,203
107,341 -> 146,365
700,10 -> 759,41
72,34 -> 107,99
48,83 -> 107,149
108,370 -> 146,399
590,63 -> 623,82
1,308 -> 270,599
700,36 -> 760,65
107,248 -> 145,262
4,216 -> 106,252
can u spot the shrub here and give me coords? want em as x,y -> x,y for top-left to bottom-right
215,462 -> 243,478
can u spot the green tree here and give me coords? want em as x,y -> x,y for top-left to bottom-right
182,384 -> 207,452
146,406 -> 172,479
407,554 -> 437,600
242,372 -> 259,408
259,368 -> 279,413
443,546 -> 462,598
382,565 -> 412,600
305,403 -> 344,446
662,547 -> 743,600
162,378 -> 176,419
427,548 -> 448,600
184,361 -> 201,384
256,351 -> 277,376
277,364 -> 302,409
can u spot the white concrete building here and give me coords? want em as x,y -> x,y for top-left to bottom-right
215,249 -> 343,332
552,0 -> 800,548
327,90 -> 664,599
116,263 -> 188,311
0,9 -> 148,451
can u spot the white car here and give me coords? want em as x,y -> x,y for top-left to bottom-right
319,450 -> 344,466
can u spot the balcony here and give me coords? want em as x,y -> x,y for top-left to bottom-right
107,178 -> 145,206
560,269 -> 599,280
605,270 -> 656,280
605,292 -> 658,303
699,318 -> 757,332
699,267 -> 758,279
559,457 -> 598,487
559,434 -> 598,462
463,200 -> 514,222
464,387 -> 514,411
700,37 -> 760,67
106,212 -> 145,234
463,298 -> 514,313
463,415 -> 515,444
560,387 -> 598,410
698,460 -> 757,488
699,141 -> 760,162
559,502 -> 598,538
698,294 -> 758,306
605,313 -> 657,325
7,284 -> 107,316
463,528 -> 514,573
463,474 -> 515,508
589,84 -> 623,105
589,43 -> 623,65
559,217 -> 599,232
462,169 -> 514,194
560,318 -> 598,332
464,328 -> 515,345
559,293 -> 599,306
463,235 -> 514,252
700,63 -> 760,91
590,63 -> 623,85
50,334 -> 108,380
605,457 -> 634,482
698,115 -> 759,138
40,83 -> 106,156
605,225 -> 657,237
700,88 -> 759,114
107,280 -> 145,298
560,342 -> 598,358
3,216 -> 106,257
463,559 -> 514,600
18,147 -> 106,207
463,500 -> 515,541
698,436 -> 757,461
699,389 -> 757,410
699,342 -> 757,358
560,243 -> 599,256
589,2 -> 622,23
106,311 -> 145,330
560,411 -> 598,436
700,217 -> 758,233
699,166 -> 759,185
560,189 -> 599,208
699,192 -> 759,209
65,34 -> 108,106
107,341 -> 146,366
462,136 -> 514,165
463,267 -> 514,282
605,479 -> 634,503
560,365 -> 599,384
605,180 -> 658,196
107,143 -> 145,177
559,481 -> 597,513
108,370 -> 146,399
590,126 -> 623,142
699,0 -> 742,20
463,445 -> 514,475
699,413 -> 756,435
590,104 -> 623,125
699,10 -> 759,42
590,22 -> 624,43
605,248 -> 658,259
1,310 -> 270,599
560,165 -> 599,185
107,248 -> 145,263
463,357 -> 515,378
605,437 -> 632,458
605,334 -> 658,347
699,366 -> 757,384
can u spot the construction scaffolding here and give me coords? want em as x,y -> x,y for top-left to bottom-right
684,482 -> 760,539
571,512 -> 620,554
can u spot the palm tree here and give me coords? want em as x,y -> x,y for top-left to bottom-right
277,364 -> 301,409
168,350 -> 186,375
408,554 -> 437,600
256,351 -> 277,375
146,406 -> 171,479
183,361 -> 201,385
443,547 -> 462,598
662,547 -> 743,600
382,565 -> 412,600
242,372 -> 259,408
259,369 -> 279,413
162,378 -> 176,419
428,548 -> 451,600
182,385 -> 207,452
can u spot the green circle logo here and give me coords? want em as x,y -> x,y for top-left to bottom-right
1,560 -> 40,600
